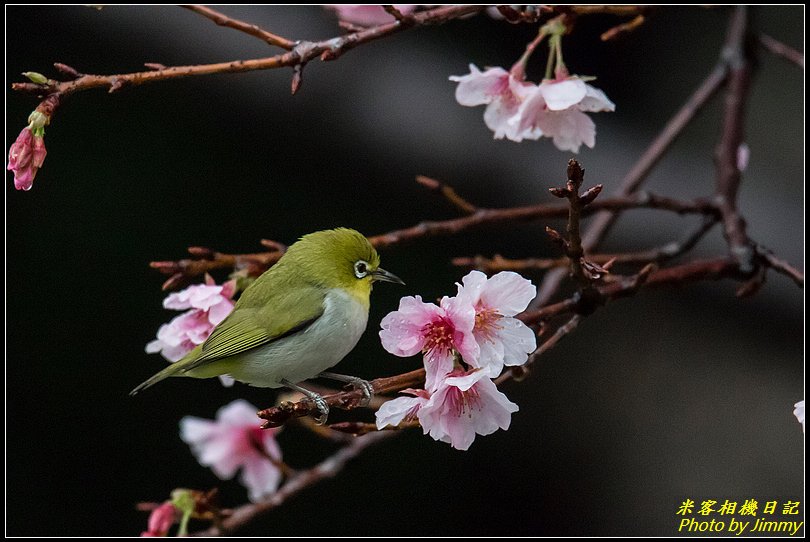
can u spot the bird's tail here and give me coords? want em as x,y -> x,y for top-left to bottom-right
129,363 -> 183,396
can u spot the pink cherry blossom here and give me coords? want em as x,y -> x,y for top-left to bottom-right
325,5 -> 417,26
180,400 -> 283,502
140,502 -> 177,537
511,77 -> 615,152
455,270 -> 537,377
8,126 -> 47,191
419,369 -> 519,451
380,295 -> 478,391
449,64 -> 540,142
146,276 -> 237,386
794,400 -> 805,432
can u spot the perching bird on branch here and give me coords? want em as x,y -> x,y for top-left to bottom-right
131,228 -> 404,423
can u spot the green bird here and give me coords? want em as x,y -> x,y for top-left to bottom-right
131,228 -> 404,423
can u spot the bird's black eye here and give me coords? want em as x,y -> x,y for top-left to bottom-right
354,260 -> 369,279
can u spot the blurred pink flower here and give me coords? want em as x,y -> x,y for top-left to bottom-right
794,400 -> 805,432
180,400 -> 283,502
380,295 -> 478,391
8,125 -> 47,191
140,502 -> 177,537
325,5 -> 417,26
449,64 -> 540,142
511,76 -> 615,153
146,276 -> 237,386
455,271 -> 537,377
422,369 -> 519,451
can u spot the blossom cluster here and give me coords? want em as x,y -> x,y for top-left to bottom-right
377,270 -> 537,450
450,65 -> 614,153
145,275 -> 237,387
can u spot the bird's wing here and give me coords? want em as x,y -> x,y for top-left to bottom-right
179,286 -> 324,373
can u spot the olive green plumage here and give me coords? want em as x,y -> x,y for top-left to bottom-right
131,228 -> 401,395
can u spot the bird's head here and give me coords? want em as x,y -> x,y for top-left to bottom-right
283,228 -> 404,302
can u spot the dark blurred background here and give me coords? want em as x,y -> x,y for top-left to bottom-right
6,5 -> 804,536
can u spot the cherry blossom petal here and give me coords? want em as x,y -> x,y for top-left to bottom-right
379,295 -> 437,356
375,395 -> 426,429
240,453 -> 283,502
539,78 -> 587,111
534,109 -> 596,153
450,64 -> 509,106
217,399 -> 262,427
477,271 -> 537,316
578,84 -> 616,112
495,317 -> 538,366
794,400 -> 805,432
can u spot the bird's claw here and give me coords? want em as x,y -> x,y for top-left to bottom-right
311,394 -> 330,425
350,378 -> 374,407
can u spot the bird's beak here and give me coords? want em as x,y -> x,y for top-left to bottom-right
372,267 -> 405,285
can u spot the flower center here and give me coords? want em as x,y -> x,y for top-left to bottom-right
474,306 -> 502,342
422,318 -> 456,359
447,385 -> 482,418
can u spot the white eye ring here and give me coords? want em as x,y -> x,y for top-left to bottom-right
354,260 -> 369,279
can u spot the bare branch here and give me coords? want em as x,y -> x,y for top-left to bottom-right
11,6 -> 486,99
415,175 -> 478,215
757,246 -> 804,288
181,5 -> 296,50
714,6 -> 755,273
454,216 -> 718,273
758,33 -> 804,68
192,432 -> 394,536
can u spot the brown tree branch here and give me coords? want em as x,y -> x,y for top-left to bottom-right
415,175 -> 478,215
453,216 -> 718,274
150,242 -> 286,291
758,33 -> 804,68
11,5 -> 485,98
366,192 -> 717,250
756,246 -> 804,288
192,431 -> 395,536
713,6 -> 755,273
545,160 -> 600,288
181,5 -> 296,50
257,369 -> 426,429
152,193 -> 717,289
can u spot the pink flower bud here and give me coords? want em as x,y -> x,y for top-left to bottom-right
140,502 -> 177,537
8,124 -> 47,191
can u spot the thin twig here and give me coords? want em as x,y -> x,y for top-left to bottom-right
546,159 -> 602,288
150,244 -> 286,291
181,5 -> 296,50
415,175 -> 478,215
758,33 -> 804,68
367,192 -> 716,250
454,217 -> 718,273
756,246 -> 804,287
601,14 -> 646,41
192,432 -> 394,536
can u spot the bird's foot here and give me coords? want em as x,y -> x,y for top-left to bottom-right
318,372 -> 374,407
281,379 -> 330,425
310,393 -> 330,425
